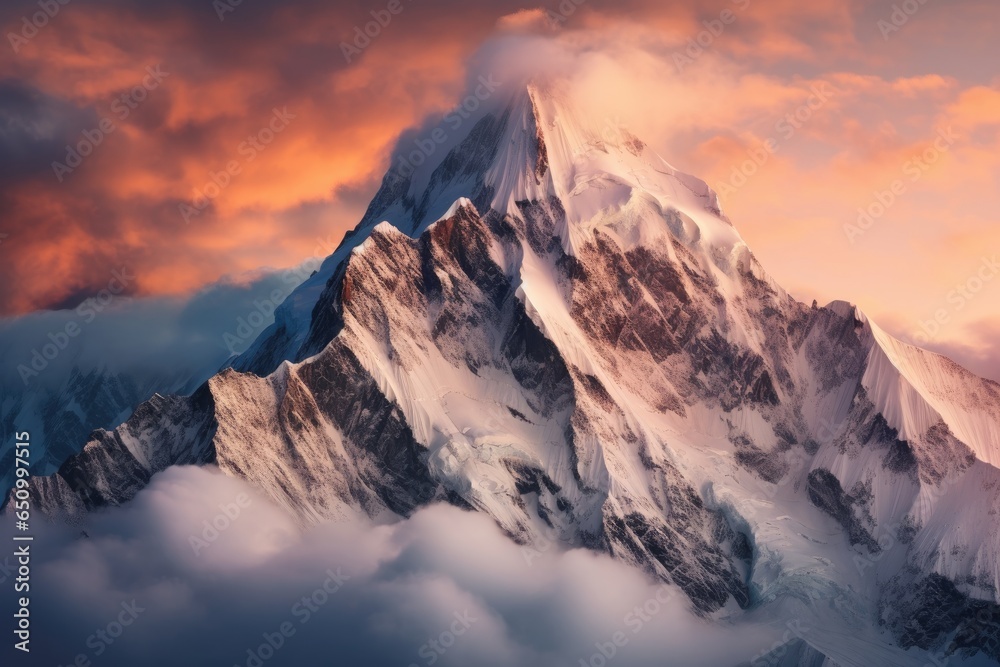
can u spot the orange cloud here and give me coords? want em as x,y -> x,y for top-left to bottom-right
0,0 -> 996,379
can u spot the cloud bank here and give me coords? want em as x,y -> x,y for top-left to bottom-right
0,466 -> 785,667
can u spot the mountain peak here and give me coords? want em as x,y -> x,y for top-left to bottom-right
360,78 -> 729,241
229,80 -> 758,376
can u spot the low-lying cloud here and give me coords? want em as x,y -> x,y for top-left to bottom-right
0,266 -> 308,393
0,465 -> 783,667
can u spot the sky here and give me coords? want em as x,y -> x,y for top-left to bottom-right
0,0 -> 997,380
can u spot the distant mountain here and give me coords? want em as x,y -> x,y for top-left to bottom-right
13,80 -> 1000,666
0,364 -> 200,488
0,269 -> 305,490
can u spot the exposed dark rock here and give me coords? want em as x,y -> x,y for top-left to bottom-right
807,468 -> 880,553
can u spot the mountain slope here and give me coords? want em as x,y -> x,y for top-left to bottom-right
11,81 -> 1000,665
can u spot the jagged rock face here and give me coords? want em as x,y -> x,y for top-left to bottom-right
12,82 -> 1000,659
25,388 -> 216,518
881,573 -> 1000,662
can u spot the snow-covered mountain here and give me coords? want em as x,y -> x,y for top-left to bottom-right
13,80 -> 1000,665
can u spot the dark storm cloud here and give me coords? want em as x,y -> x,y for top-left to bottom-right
0,78 -> 95,180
